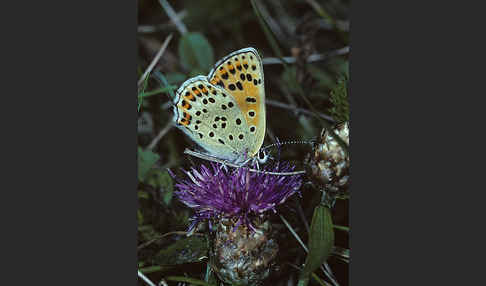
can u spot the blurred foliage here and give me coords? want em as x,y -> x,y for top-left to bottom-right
154,235 -> 209,265
138,147 -> 160,181
138,0 -> 349,285
328,74 -> 349,123
146,169 -> 173,206
178,32 -> 214,75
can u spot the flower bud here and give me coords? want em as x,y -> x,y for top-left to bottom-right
306,122 -> 349,193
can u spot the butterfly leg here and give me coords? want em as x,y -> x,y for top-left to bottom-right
219,162 -> 229,173
238,157 -> 253,169
254,157 -> 260,170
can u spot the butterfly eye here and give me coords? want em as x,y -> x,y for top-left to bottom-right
257,150 -> 269,164
259,151 -> 265,160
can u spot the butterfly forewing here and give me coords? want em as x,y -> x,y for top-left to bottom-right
207,47 -> 266,157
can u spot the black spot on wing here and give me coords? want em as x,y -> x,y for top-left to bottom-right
236,81 -> 243,90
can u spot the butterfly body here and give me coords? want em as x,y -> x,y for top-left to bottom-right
172,47 -> 266,164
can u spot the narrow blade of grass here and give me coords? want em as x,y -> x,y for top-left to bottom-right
141,86 -> 178,98
312,273 -> 333,286
139,265 -> 168,274
153,71 -> 176,100
333,225 -> 349,232
332,246 -> 349,262
305,0 -> 335,25
250,0 -> 288,68
279,214 -> 308,252
138,73 -> 150,111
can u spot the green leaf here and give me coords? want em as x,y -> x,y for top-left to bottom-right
138,147 -> 160,182
154,235 -> 209,265
298,205 -> 335,286
178,32 -> 214,73
146,169 -> 174,205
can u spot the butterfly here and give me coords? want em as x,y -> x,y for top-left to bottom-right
172,47 -> 269,167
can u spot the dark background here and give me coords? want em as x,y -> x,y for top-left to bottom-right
137,1 -> 349,285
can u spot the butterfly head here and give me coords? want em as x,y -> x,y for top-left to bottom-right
256,148 -> 270,164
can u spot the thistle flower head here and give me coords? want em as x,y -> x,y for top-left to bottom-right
173,162 -> 303,232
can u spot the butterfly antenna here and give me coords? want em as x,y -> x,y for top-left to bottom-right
262,139 -> 317,152
249,168 -> 306,176
260,139 -> 315,175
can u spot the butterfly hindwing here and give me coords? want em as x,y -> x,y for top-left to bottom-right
173,76 -> 252,162
207,47 -> 266,158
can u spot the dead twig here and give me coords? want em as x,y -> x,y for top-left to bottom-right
138,231 -> 204,250
262,47 -> 349,65
138,34 -> 173,87
138,10 -> 187,33
158,0 -> 187,35
147,121 -> 173,150
266,99 -> 335,122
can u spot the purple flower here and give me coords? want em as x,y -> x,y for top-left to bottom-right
172,162 -> 303,232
